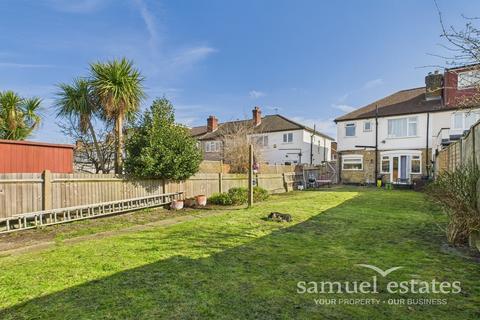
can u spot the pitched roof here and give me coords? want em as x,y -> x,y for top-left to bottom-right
191,114 -> 334,140
334,87 -> 446,122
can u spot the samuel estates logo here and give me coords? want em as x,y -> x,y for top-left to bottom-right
296,264 -> 462,295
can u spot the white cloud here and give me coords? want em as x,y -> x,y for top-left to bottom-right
332,104 -> 356,113
363,78 -> 384,90
249,90 -> 266,99
132,0 -> 160,50
171,46 -> 217,67
47,0 -> 107,13
0,62 -> 53,68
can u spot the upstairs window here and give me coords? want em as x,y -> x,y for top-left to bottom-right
283,132 -> 293,143
345,123 -> 356,137
254,135 -> 268,147
387,117 -> 417,138
453,112 -> 480,131
205,141 -> 221,153
458,70 -> 480,89
363,121 -> 372,132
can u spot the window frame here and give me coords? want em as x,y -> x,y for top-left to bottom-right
380,156 -> 390,174
387,116 -> 418,138
342,155 -> 363,171
410,155 -> 421,174
283,132 -> 293,143
458,70 -> 480,90
205,141 -> 221,153
363,121 -> 372,132
345,123 -> 356,137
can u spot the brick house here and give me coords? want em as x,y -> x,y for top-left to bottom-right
191,107 -> 335,165
335,64 -> 480,185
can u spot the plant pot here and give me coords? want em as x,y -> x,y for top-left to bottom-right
184,198 -> 196,208
195,195 -> 207,206
170,199 -> 184,210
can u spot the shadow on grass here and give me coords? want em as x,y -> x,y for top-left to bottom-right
1,189 -> 479,320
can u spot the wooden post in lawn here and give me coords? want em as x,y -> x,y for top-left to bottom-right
248,144 -> 253,208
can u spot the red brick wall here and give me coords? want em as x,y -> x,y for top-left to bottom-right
444,67 -> 478,107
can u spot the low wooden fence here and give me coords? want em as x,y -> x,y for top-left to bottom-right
0,171 -> 297,219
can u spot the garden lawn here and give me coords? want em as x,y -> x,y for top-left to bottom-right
0,187 -> 478,319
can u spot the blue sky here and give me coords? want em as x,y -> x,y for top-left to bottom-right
0,0 -> 478,143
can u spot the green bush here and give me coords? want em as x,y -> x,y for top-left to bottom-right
426,162 -> 480,245
208,193 -> 233,205
208,187 -> 270,206
254,186 -> 270,202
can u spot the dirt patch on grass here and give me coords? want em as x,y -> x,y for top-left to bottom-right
0,207 -> 198,252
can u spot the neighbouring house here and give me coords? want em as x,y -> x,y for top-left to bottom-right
0,139 -> 74,173
191,107 -> 335,165
335,64 -> 480,185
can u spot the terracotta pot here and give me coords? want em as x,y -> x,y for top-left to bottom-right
184,198 -> 196,208
195,195 -> 207,206
170,199 -> 184,210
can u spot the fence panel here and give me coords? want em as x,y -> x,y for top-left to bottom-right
0,173 -> 43,219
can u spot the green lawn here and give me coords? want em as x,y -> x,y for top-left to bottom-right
0,187 -> 478,319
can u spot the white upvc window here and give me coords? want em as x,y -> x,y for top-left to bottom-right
452,111 -> 480,131
363,121 -> 372,132
283,132 -> 293,143
458,70 -> 480,89
345,123 -> 356,137
205,141 -> 221,153
387,117 -> 417,138
254,135 -> 268,147
411,155 -> 421,174
342,155 -> 363,171
381,156 -> 390,173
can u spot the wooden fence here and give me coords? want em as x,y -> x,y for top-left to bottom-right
435,121 -> 480,175
0,171 -> 297,219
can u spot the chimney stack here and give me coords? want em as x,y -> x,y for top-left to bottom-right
425,70 -> 443,101
207,115 -> 218,132
252,106 -> 262,126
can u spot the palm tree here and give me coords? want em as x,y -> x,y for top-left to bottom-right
55,78 -> 106,172
0,91 -> 42,140
90,58 -> 145,174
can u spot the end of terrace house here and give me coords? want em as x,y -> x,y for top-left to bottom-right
335,64 -> 480,185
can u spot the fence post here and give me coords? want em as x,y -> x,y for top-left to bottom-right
42,170 -> 52,210
219,173 -> 223,193
282,172 -> 287,192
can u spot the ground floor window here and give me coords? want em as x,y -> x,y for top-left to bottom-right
342,155 -> 363,170
381,156 -> 390,173
411,155 -> 421,174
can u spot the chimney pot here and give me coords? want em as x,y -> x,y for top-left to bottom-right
252,106 -> 262,126
207,115 -> 218,132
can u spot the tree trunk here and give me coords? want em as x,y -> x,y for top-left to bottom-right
115,115 -> 124,174
88,120 -> 106,173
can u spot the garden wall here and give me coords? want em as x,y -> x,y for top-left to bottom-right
0,172 -> 296,219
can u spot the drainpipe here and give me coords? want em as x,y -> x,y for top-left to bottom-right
426,113 -> 430,177
375,106 -> 378,183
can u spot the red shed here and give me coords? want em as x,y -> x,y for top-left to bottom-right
0,139 -> 74,173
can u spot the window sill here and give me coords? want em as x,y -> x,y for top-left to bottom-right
385,136 -> 419,140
